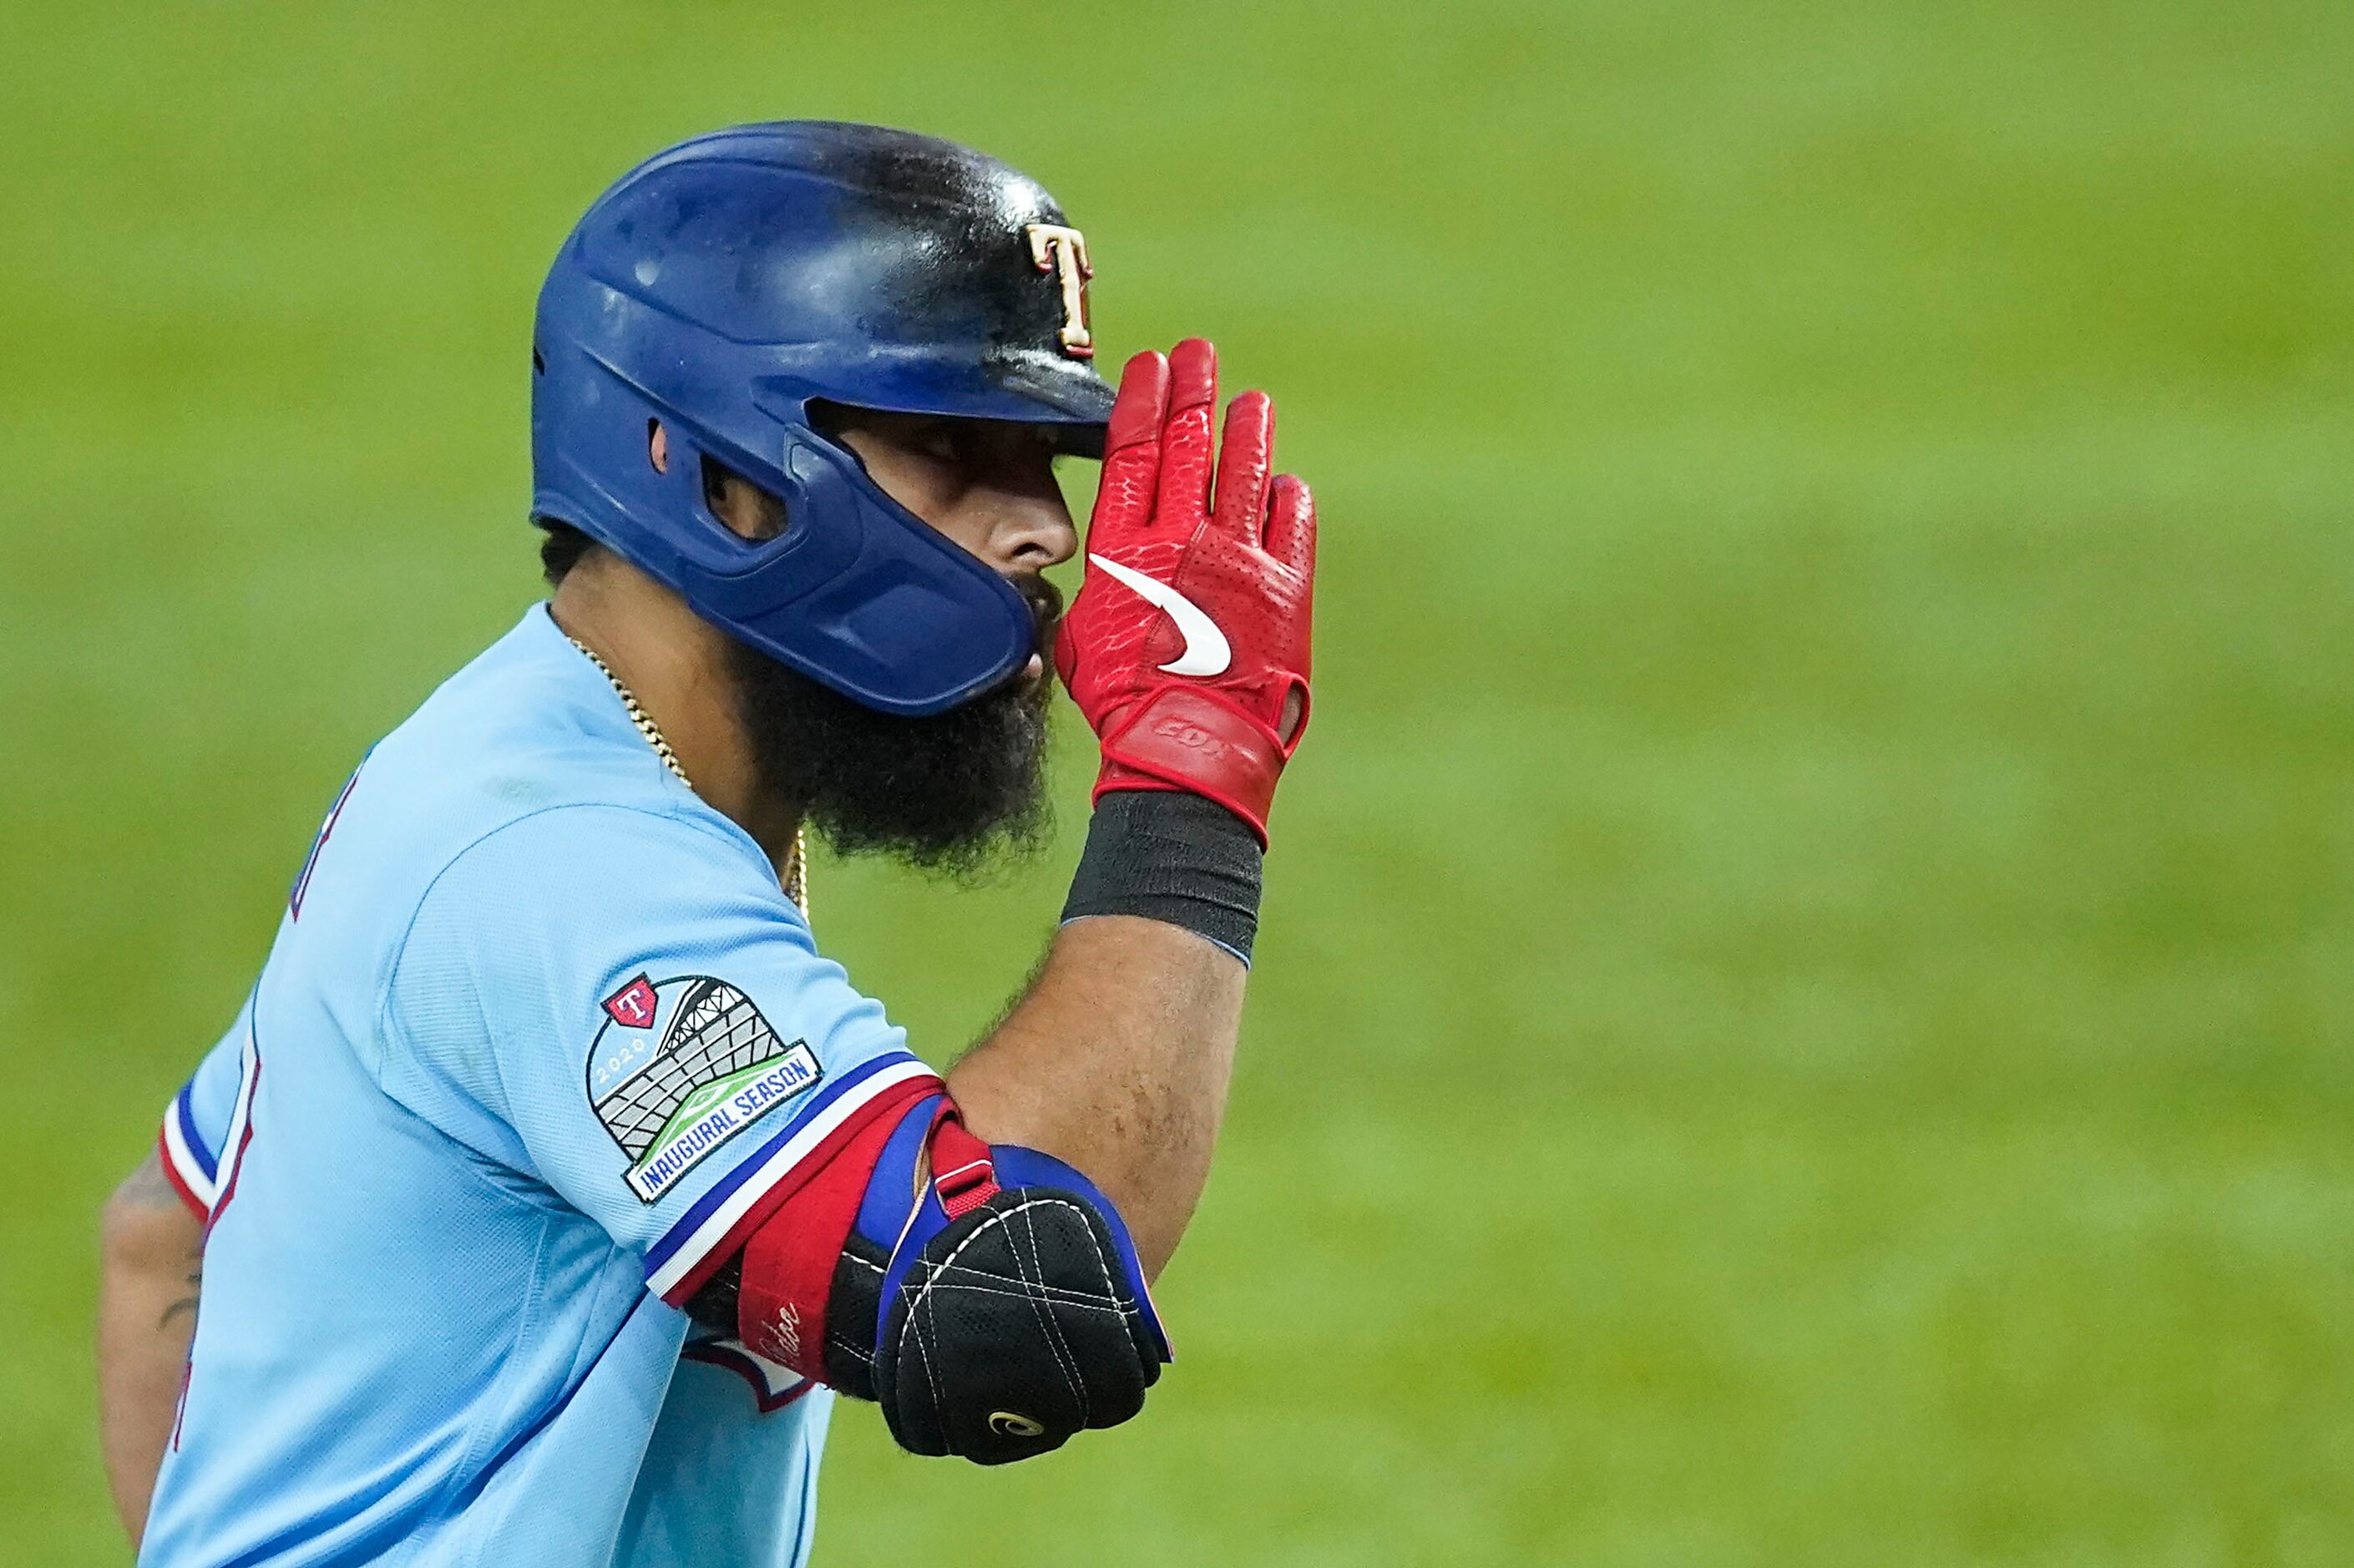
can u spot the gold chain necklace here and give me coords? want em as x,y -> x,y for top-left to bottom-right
568,635 -> 808,918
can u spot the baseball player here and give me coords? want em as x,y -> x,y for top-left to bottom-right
94,122 -> 1315,1565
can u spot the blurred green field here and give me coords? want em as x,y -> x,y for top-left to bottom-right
4,2 -> 2350,1562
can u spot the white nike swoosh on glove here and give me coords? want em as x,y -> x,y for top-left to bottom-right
1087,554 -> 1233,677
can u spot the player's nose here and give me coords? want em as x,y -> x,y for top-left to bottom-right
988,488 -> 1079,575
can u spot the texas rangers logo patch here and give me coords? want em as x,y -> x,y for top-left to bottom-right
603,974 -> 658,1029
585,975 -> 823,1203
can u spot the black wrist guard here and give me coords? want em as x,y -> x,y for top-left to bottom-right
1061,790 -> 1265,964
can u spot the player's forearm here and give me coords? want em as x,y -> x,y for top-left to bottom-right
97,1151 -> 204,1545
947,337 -> 1315,1283
947,911 -> 1244,1277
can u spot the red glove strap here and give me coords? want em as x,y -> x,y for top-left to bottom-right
1094,686 -> 1288,844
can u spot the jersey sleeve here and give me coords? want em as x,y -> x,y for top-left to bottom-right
158,995 -> 254,1218
381,804 -> 940,1306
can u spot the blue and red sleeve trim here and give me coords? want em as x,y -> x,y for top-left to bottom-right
642,1051 -> 942,1305
157,1083 -> 220,1219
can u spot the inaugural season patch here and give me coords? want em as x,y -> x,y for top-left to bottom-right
586,975 -> 822,1203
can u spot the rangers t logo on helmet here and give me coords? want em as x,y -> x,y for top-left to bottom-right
1025,223 -> 1095,357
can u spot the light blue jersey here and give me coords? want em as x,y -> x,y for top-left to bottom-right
146,606 -> 941,1567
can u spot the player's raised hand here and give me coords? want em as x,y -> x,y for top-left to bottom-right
1054,338 -> 1317,845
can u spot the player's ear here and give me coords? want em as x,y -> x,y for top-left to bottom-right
701,456 -> 789,543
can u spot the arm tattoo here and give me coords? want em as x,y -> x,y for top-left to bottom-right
159,1262 -> 202,1332
119,1150 -> 205,1331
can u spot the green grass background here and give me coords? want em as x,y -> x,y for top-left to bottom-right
3,2 -> 2349,1562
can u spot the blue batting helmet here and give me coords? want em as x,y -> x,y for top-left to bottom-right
530,121 -> 1113,716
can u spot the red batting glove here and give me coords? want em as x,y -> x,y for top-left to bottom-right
1054,338 -> 1316,846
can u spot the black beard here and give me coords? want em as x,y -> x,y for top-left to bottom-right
727,596 -> 1058,879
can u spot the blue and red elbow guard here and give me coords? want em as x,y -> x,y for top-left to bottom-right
732,1095 -> 1170,1464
